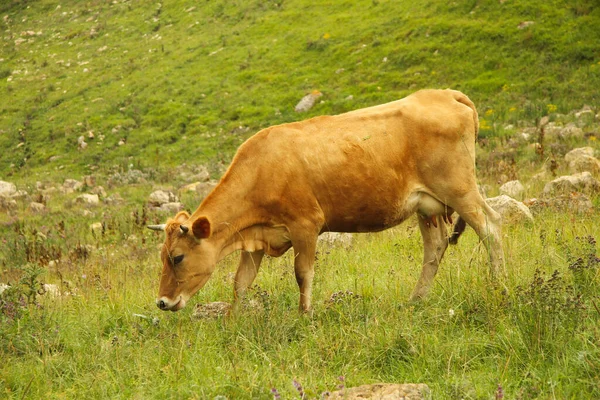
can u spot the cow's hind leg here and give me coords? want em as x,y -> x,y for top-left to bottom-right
450,191 -> 505,279
410,216 -> 449,301
232,250 -> 265,312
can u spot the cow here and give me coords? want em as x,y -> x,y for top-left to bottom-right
148,89 -> 504,313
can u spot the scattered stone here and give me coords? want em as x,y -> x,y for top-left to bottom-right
0,197 -> 17,212
324,383 -> 430,400
526,193 -> 594,214
575,105 -> 594,118
0,181 -> 17,197
78,135 -> 87,150
517,21 -> 535,29
564,147 -> 600,176
159,202 -> 185,214
148,190 -> 178,206
62,179 -> 83,193
196,181 -> 218,199
0,283 -> 10,295
104,193 -> 124,205
42,283 -> 60,297
90,222 -> 103,235
295,90 -> 322,112
28,202 -> 46,213
318,232 -> 354,248
75,193 -> 100,206
192,302 -> 231,319
91,186 -> 107,198
10,190 -> 30,202
83,175 -> 96,187
81,210 -> 95,217
180,181 -> 202,193
542,171 -> 600,197
486,195 -> 534,224
499,180 -> 525,200
544,122 -> 585,140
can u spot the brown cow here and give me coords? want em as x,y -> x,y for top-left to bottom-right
149,89 -> 504,312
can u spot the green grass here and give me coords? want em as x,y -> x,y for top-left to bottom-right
1,0 -> 600,181
1,199 -> 599,398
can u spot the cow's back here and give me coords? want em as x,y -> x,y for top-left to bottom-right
222,89 -> 479,232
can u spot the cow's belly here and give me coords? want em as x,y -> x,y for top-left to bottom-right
321,191 -> 449,233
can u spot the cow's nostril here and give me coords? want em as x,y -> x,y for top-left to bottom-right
158,300 -> 166,309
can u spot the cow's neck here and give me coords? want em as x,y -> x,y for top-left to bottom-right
190,175 -> 284,260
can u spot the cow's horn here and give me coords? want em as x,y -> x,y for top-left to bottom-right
180,225 -> 189,234
147,224 -> 166,231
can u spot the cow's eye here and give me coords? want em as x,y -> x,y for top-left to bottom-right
173,255 -> 184,265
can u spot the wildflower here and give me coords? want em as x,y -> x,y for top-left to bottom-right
448,309 -> 455,317
495,383 -> 504,399
293,379 -> 306,399
509,107 -> 517,112
271,387 -> 281,400
337,375 -> 345,391
485,109 -> 494,116
546,104 -> 557,113
323,33 -> 331,39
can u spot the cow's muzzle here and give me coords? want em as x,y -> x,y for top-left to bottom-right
156,296 -> 184,311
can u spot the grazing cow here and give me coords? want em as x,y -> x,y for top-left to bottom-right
148,89 -> 504,312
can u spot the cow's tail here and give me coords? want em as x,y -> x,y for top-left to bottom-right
452,90 -> 479,142
448,91 -> 479,245
448,216 -> 467,245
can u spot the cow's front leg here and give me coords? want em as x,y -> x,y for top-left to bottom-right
292,237 -> 318,312
232,250 -> 264,312
410,215 -> 449,301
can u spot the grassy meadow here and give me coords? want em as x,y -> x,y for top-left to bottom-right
1,0 -> 600,399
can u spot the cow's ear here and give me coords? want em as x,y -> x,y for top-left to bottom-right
174,211 -> 190,224
192,216 -> 211,239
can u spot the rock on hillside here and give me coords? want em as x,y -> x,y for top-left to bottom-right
565,147 -> 600,176
324,383 -> 430,400
486,195 -> 534,223
0,181 -> 17,197
499,180 -> 525,200
542,172 -> 600,197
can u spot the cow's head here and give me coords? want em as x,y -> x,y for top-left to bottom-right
149,211 -> 215,311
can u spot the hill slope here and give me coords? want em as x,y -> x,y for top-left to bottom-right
1,0 -> 599,180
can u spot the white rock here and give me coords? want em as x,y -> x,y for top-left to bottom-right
565,147 -> 600,176
148,190 -> 178,206
63,179 -> 83,193
295,90 -> 322,112
486,195 -> 534,224
0,180 -> 17,197
565,147 -> 595,162
91,186 -> 107,198
499,180 -> 525,200
319,232 -> 354,248
0,283 -> 9,295
90,222 -> 103,234
543,171 -> 600,196
180,181 -> 201,193
42,284 -> 60,297
75,193 -> 100,206
326,383 -> 430,400
196,181 -> 218,199
28,202 -> 46,213
159,202 -> 185,214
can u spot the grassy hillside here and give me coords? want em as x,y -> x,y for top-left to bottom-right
1,2 -> 600,399
1,0 -> 599,180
